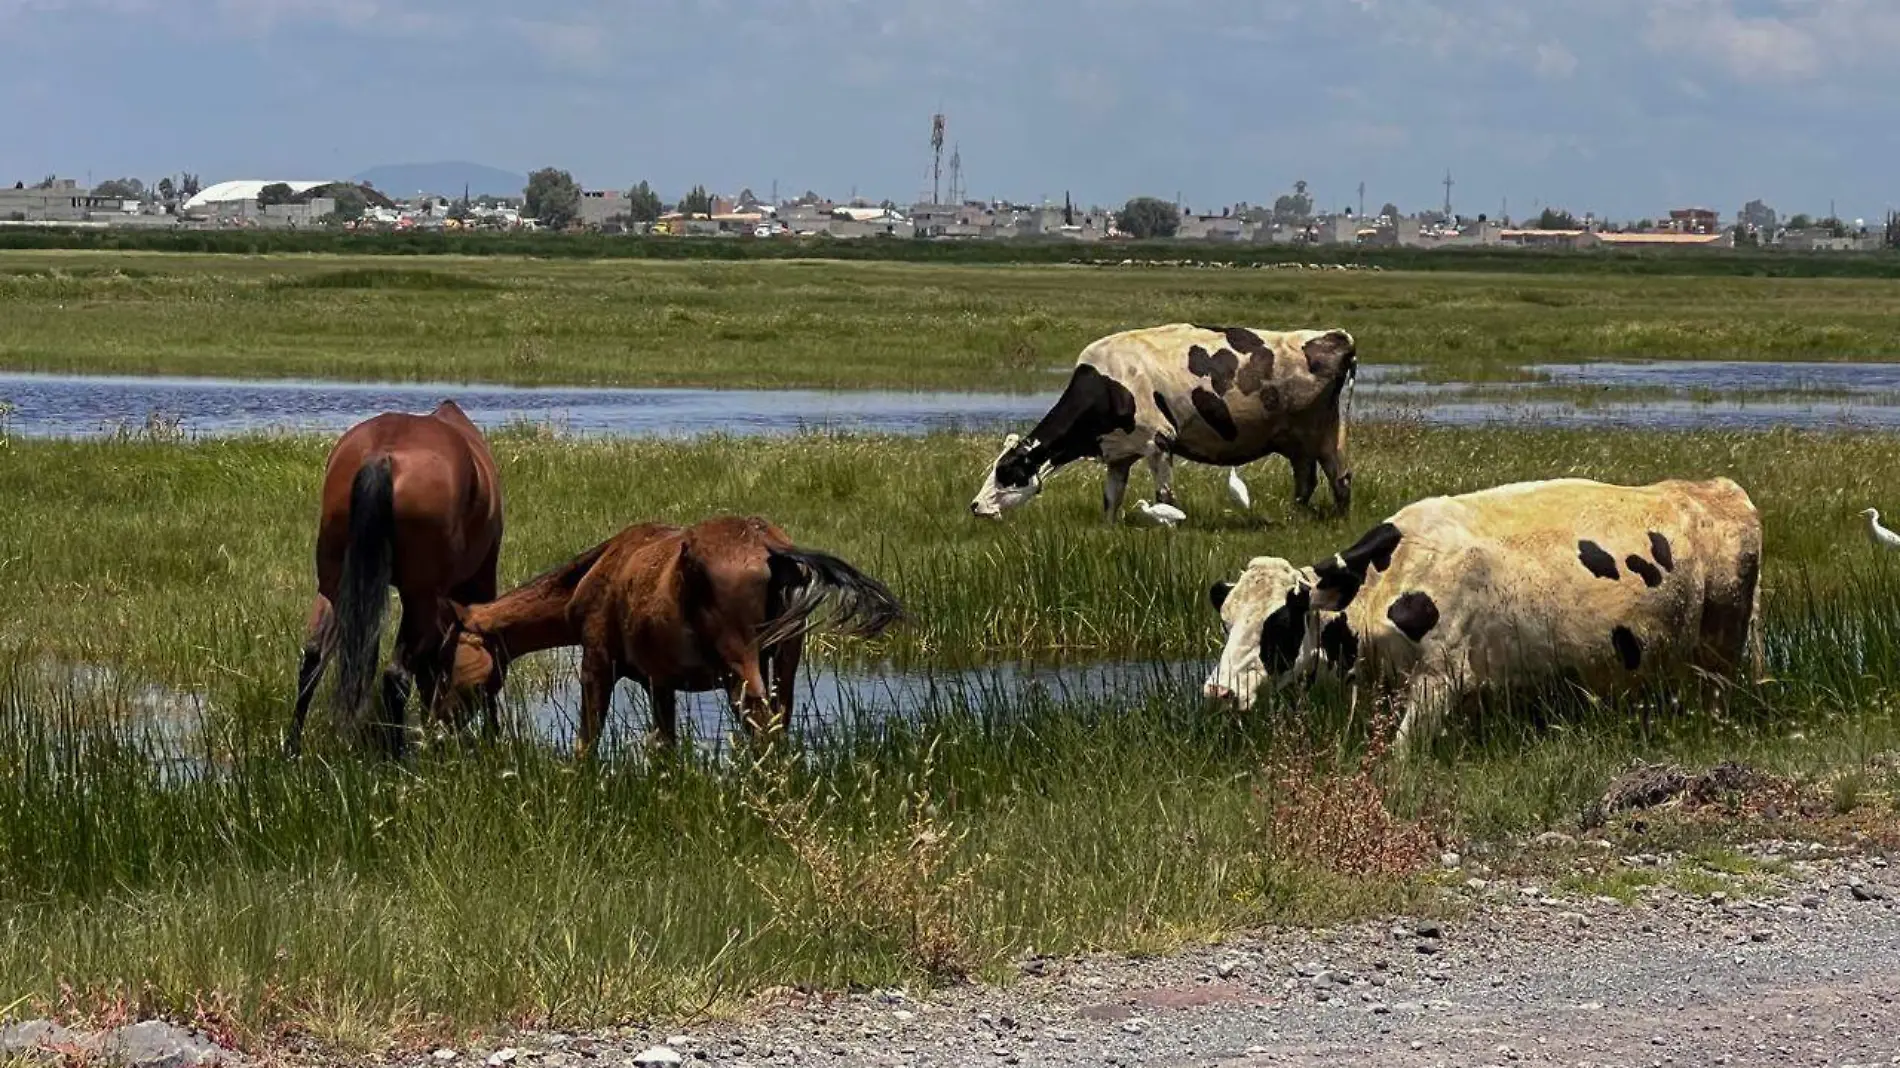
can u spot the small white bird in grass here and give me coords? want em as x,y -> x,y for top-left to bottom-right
1226,467 -> 1251,510
1135,499 -> 1188,527
1862,508 -> 1900,550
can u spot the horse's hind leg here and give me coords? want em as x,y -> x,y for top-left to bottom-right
646,682 -> 679,751
768,637 -> 803,734
285,595 -> 334,758
376,664 -> 413,760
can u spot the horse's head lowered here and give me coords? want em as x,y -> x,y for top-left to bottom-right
431,602 -> 509,725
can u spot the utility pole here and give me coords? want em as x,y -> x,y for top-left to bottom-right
931,113 -> 945,205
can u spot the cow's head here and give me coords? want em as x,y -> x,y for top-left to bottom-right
1202,556 -> 1326,705
969,433 -> 1045,518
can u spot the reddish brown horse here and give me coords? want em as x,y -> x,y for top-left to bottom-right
432,515 -> 902,756
286,399 -> 505,758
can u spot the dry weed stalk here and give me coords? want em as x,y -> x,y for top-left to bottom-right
1259,697 -> 1447,878
740,740 -> 979,979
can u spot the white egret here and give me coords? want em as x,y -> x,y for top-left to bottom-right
1861,508 -> 1900,550
1226,467 -> 1251,509
1135,499 -> 1188,527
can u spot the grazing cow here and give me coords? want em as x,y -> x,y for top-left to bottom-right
968,323 -> 1358,522
1202,477 -> 1764,753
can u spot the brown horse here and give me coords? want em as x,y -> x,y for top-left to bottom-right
286,399 -> 505,758
432,515 -> 903,756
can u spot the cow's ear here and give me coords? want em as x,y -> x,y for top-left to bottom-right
1003,432 -> 1022,450
1209,581 -> 1233,612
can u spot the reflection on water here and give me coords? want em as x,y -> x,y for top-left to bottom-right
1527,359 -> 1900,394
0,363 -> 1497,441
508,653 -> 1210,756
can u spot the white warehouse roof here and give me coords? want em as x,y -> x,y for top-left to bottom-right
182,180 -> 331,210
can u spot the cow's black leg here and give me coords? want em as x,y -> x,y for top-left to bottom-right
1144,451 -> 1177,507
1103,458 -> 1137,522
1291,454 -> 1319,508
1319,448 -> 1352,517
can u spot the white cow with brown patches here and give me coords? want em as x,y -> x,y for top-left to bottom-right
969,323 -> 1358,522
1203,477 -> 1764,754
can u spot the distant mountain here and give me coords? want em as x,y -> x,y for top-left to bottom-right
349,161 -> 529,200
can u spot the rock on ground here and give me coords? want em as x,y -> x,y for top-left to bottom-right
0,1019 -> 236,1067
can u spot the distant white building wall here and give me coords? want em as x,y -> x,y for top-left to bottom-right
182,180 -> 329,211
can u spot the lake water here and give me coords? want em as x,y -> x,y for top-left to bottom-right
508,654 -> 1209,755
8,361 -> 1900,440
1526,359 -> 1900,394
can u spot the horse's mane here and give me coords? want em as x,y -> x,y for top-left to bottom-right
519,537 -> 612,594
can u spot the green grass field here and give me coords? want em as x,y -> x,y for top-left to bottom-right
4,252 -> 1900,390
3,251 -> 1900,1050
4,424 -> 1900,1045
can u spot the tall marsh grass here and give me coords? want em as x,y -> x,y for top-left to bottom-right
5,251 -> 1900,388
4,427 -> 1900,1039
1,566 -> 1897,1039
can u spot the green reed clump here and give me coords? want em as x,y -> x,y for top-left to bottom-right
5,251 -> 1900,388
3,559 -> 1898,1042
266,267 -> 501,292
2,423 -> 1896,724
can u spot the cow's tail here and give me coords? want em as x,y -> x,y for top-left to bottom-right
758,546 -> 905,651
1745,560 -> 1767,682
1338,351 -> 1358,453
330,454 -> 396,744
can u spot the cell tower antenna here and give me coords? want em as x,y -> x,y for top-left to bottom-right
1357,180 -> 1365,219
931,112 -> 946,205
948,143 -> 963,205
1442,169 -> 1454,220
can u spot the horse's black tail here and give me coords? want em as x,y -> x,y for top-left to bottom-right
330,454 -> 396,745
758,546 -> 905,651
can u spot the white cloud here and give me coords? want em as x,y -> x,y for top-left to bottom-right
1642,0 -> 1900,83
1533,42 -> 1577,81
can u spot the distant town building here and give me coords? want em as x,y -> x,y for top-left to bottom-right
1664,207 -> 1721,234
0,178 -> 134,222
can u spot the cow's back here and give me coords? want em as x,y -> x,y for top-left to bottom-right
1345,478 -> 1760,691
1079,323 -> 1352,461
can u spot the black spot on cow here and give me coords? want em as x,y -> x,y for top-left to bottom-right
1301,330 -> 1355,376
1577,540 -> 1620,581
1625,554 -> 1664,588
1234,352 -> 1273,395
1647,531 -> 1675,572
1611,625 -> 1643,670
1349,522 -> 1404,572
1260,586 -> 1312,673
1222,327 -> 1269,356
1190,387 -> 1239,441
1386,591 -> 1440,643
1319,614 -> 1359,670
1153,391 -> 1179,431
1209,581 -> 1233,612
998,364 -> 1140,487
1191,325 -> 1270,357
1312,521 -> 1404,611
1186,344 -> 1239,395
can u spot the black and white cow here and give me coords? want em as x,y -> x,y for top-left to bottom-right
968,323 -> 1358,522
1203,477 -> 1765,754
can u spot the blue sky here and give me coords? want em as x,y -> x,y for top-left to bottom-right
3,0 -> 1895,221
